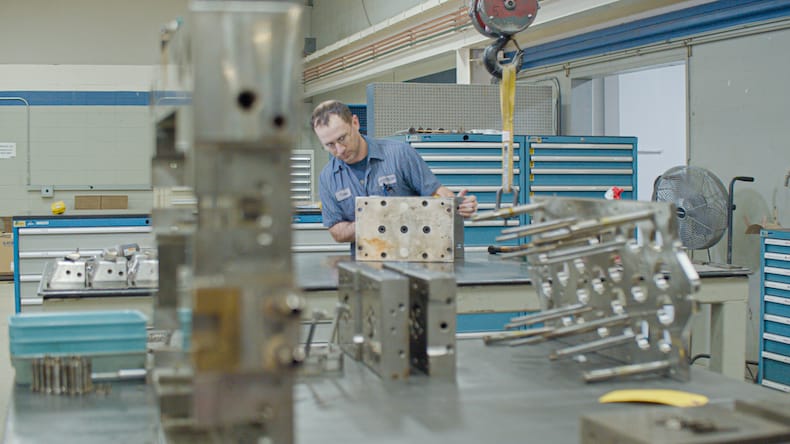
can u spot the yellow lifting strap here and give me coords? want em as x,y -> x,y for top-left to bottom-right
500,62 -> 517,195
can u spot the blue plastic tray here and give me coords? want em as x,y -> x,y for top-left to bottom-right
9,310 -> 147,357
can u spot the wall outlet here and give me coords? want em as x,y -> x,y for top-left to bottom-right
40,185 -> 54,198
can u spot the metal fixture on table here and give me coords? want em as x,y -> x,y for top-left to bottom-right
150,1 -> 306,442
337,262 -> 457,381
478,196 -> 700,382
355,196 -> 464,262
41,245 -> 158,292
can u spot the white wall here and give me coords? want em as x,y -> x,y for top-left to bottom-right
616,64 -> 687,201
0,0 -> 189,65
309,0 -> 425,51
688,28 -> 790,362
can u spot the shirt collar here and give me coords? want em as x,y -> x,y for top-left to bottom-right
331,135 -> 383,173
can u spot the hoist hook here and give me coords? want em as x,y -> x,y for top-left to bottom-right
483,35 -> 524,80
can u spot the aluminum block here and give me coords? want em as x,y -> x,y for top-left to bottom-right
358,266 -> 410,381
355,197 -> 455,262
385,263 -> 457,380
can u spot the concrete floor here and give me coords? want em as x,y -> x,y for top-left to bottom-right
0,283 -> 16,441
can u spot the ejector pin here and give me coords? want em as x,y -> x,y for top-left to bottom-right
505,303 -> 591,329
583,360 -> 671,383
482,327 -> 553,345
510,313 -> 631,346
539,210 -> 655,244
496,217 -> 578,241
535,239 -> 627,265
500,237 -> 594,259
549,332 -> 635,360
473,202 -> 546,222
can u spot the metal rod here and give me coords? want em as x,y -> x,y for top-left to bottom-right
472,202 -> 545,222
549,332 -> 635,360
511,314 -> 632,346
31,359 -> 40,392
496,217 -> 577,241
583,360 -> 671,383
535,239 -> 627,265
482,327 -> 553,345
726,176 -> 754,264
505,303 -> 591,329
539,210 -> 655,244
500,237 -> 593,259
53,358 -> 61,395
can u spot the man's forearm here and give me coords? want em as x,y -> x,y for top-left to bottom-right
328,221 -> 355,243
433,185 -> 455,198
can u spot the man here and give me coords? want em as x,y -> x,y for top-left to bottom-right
311,100 -> 478,243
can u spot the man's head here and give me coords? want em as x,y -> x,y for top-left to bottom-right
311,100 -> 367,164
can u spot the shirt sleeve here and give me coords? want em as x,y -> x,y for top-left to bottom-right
399,143 -> 443,196
318,167 -> 346,228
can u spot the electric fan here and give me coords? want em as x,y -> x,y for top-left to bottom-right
652,166 -> 728,250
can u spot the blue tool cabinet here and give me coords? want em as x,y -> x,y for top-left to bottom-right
395,133 -> 528,250
12,214 -> 154,313
526,136 -> 638,200
394,134 -> 639,250
758,229 -> 790,392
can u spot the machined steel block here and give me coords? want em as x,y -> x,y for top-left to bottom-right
355,197 -> 456,262
385,263 -> 457,380
358,265 -> 410,381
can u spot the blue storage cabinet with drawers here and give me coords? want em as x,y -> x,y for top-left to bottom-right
758,229 -> 790,392
393,133 -> 528,251
526,135 -> 638,200
394,134 -> 638,250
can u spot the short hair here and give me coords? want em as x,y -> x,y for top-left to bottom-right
311,100 -> 353,129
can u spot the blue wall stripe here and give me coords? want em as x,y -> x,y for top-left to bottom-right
0,91 -> 193,106
519,0 -> 790,70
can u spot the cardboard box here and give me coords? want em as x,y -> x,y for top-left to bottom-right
1,216 -> 11,233
100,195 -> 128,210
74,195 -> 101,210
0,233 -> 13,274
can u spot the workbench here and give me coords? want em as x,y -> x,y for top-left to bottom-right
295,252 -> 751,379
24,251 -> 751,379
3,340 -> 782,444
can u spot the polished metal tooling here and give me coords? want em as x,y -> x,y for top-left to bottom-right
30,356 -> 94,396
481,196 -> 700,382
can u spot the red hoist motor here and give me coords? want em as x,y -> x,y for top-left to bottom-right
469,0 -> 539,78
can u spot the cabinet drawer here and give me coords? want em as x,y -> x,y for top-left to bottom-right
766,286 -> 790,300
765,296 -> 790,317
764,314 -> 790,337
766,238 -> 790,257
763,333 -> 790,356
762,352 -> 790,386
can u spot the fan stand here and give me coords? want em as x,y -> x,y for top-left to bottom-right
687,248 -> 712,265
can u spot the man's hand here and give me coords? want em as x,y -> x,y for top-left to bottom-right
456,189 -> 478,218
434,186 -> 478,218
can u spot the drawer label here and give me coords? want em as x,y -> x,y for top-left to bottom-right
762,351 -> 790,365
766,239 -> 790,247
764,332 -> 790,345
762,379 -> 790,392
766,281 -> 790,291
766,252 -> 790,261
765,314 -> 790,325
765,267 -> 790,277
765,295 -> 790,306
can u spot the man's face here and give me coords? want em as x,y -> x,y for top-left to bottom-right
314,114 -> 365,164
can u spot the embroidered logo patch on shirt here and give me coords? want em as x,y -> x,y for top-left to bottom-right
377,174 -> 397,186
335,188 -> 352,201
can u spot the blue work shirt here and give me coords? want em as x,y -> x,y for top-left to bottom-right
319,136 -> 442,228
